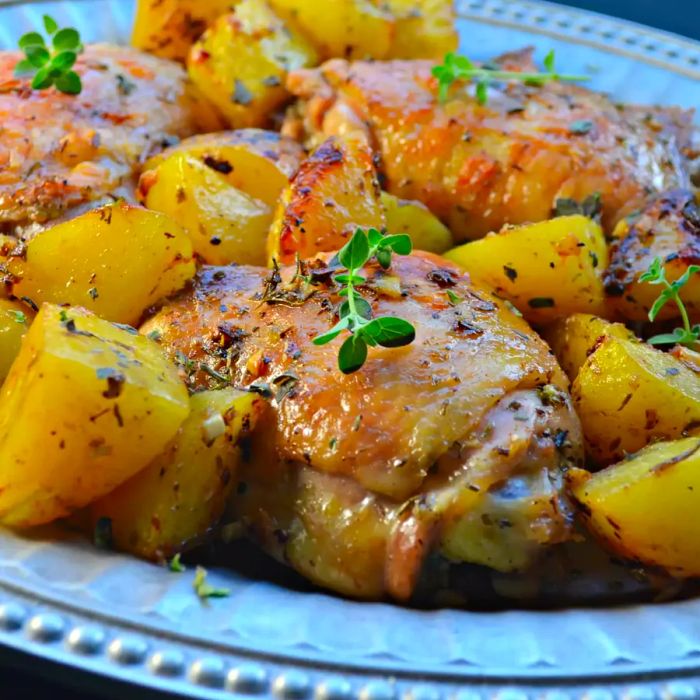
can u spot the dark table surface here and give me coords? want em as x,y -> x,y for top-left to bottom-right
3,1 -> 699,698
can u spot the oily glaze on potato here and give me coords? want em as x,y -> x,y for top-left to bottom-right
0,300 -> 34,384
383,0 -> 458,59
269,0 -> 395,60
0,304 -> 189,527
569,437 -> 700,577
91,388 -> 262,561
268,135 -> 385,264
445,216 -> 608,325
141,129 -> 304,208
572,336 -> 700,465
131,0 -> 235,62
139,153 -> 271,266
604,190 -> 700,323
381,191 -> 452,253
187,0 -> 317,129
544,313 -> 636,383
7,203 -> 195,326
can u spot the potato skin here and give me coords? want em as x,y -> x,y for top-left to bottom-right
8,203 -> 195,326
0,304 -> 189,527
142,129 -> 304,208
140,153 -> 272,266
269,0 -> 395,60
572,336 -> 700,465
383,0 -> 458,59
268,135 -> 386,264
444,215 -> 608,325
91,388 -> 262,561
604,189 -> 700,323
131,0 -> 235,62
0,299 -> 34,384
187,1 -> 317,129
543,313 -> 636,383
381,191 -> 452,253
570,437 -> 700,577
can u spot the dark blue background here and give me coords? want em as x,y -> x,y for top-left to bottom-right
564,0 -> 698,40
3,1 -> 698,698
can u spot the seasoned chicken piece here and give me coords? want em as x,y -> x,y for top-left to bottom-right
605,189 -> 700,322
284,51 -> 694,240
0,45 -> 198,233
143,253 -> 583,600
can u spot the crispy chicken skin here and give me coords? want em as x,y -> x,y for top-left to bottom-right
284,51 -> 694,240
605,189 -> 700,322
143,253 -> 583,600
0,45 -> 198,233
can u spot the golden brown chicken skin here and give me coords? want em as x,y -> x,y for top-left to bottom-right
605,189 -> 700,322
0,45 -> 198,233
143,253 -> 583,600
284,51 -> 694,241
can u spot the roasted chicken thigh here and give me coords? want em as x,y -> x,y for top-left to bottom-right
0,45 -> 198,234
143,253 -> 583,600
284,51 -> 695,240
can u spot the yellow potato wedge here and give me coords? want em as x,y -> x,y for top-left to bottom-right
270,0 -> 395,60
140,153 -> 271,266
8,203 -> 194,326
268,135 -> 386,265
132,0 -> 236,62
572,336 -> 700,465
0,300 -> 34,384
142,129 -> 304,208
543,313 -> 636,383
0,304 -> 189,527
671,345 -> 700,374
445,215 -> 608,325
383,0 -> 458,59
569,437 -> 700,577
91,388 -> 262,561
187,0 -> 317,129
381,191 -> 452,254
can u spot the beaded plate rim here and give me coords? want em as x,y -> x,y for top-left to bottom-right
1,1 -> 700,698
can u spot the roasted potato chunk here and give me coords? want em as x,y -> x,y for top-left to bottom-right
544,313 -> 636,383
140,153 -> 271,266
142,129 -> 304,208
570,437 -> 700,577
268,136 -> 385,264
269,0 -> 395,60
91,388 -> 262,560
572,336 -> 700,465
383,0 -> 458,58
0,300 -> 34,384
445,216 -> 608,325
187,0 -> 317,129
131,0 -> 235,62
8,203 -> 194,326
0,304 -> 189,527
381,192 -> 452,254
605,190 -> 700,323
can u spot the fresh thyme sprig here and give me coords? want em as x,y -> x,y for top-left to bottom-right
312,228 -> 416,374
640,257 -> 700,348
432,50 -> 590,105
193,566 -> 230,600
14,14 -> 83,95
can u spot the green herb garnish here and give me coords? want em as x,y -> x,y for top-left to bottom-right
193,566 -> 230,600
169,553 -> 186,573
640,257 -> 700,348
7,309 -> 26,325
14,15 -> 83,95
432,50 -> 589,105
312,228 -> 416,374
